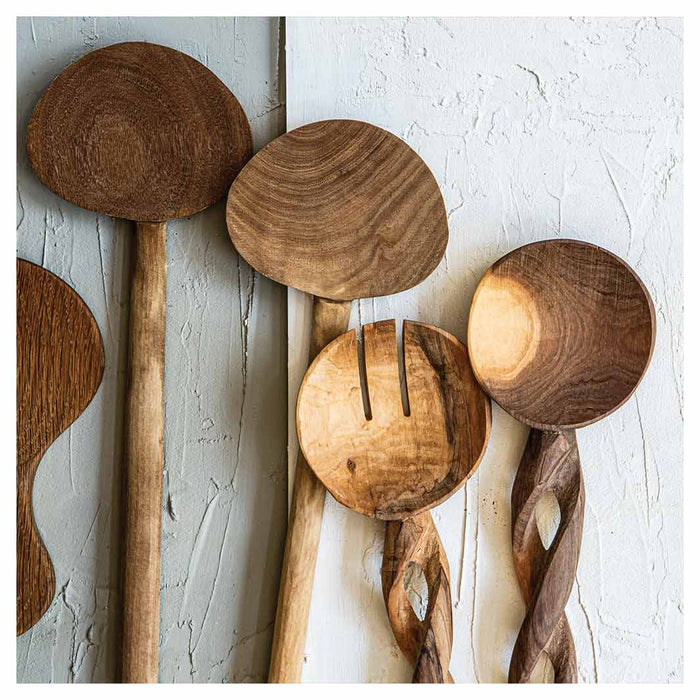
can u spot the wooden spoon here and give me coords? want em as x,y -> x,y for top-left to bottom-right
467,239 -> 655,682
17,259 -> 104,636
227,119 -> 448,681
297,320 -> 491,681
26,42 -> 252,682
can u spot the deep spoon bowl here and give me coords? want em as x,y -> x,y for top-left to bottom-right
468,239 -> 655,431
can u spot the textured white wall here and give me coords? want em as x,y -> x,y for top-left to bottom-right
286,17 -> 683,682
16,16 -> 683,684
16,17 -> 286,682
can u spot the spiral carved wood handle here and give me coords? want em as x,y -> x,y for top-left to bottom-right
509,429 -> 585,683
382,512 -> 454,683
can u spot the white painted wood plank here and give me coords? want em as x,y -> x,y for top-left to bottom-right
286,16 -> 683,683
16,16 -> 286,682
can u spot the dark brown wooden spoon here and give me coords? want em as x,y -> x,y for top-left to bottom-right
17,259 -> 104,637
26,41 -> 252,682
227,119 -> 448,682
467,239 -> 655,682
297,320 -> 491,681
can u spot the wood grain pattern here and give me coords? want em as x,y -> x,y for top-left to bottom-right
26,42 -> 252,682
467,238 -> 655,683
226,119 -> 448,301
468,239 -> 655,431
268,297 -> 351,683
17,259 -> 104,636
382,512 -> 454,683
298,320 -> 490,520
509,430 -> 583,682
228,119 -> 448,681
298,320 -> 490,681
27,41 -> 252,222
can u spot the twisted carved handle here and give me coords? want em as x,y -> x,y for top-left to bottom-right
382,511 -> 454,683
509,429 -> 585,683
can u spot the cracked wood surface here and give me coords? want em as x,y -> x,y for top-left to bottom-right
17,17 -> 286,683
287,17 -> 683,682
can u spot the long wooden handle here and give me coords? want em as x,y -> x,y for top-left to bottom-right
382,511 -> 454,683
121,221 -> 167,683
268,296 -> 352,683
509,429 -> 585,683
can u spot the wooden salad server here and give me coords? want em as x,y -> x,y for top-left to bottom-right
17,259 -> 105,636
297,320 -> 491,682
467,239 -> 655,682
227,120 -> 448,682
26,42 -> 252,682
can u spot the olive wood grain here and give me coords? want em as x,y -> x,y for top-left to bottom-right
27,42 -> 252,683
268,297 -> 351,683
17,259 -> 104,636
382,512 -> 454,683
227,119 -> 448,682
298,320 -> 491,682
467,239 -> 655,683
298,320 -> 489,520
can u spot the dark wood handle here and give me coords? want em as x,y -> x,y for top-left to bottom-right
17,454 -> 56,636
121,221 -> 167,683
268,297 -> 352,683
509,429 -> 585,683
382,511 -> 454,683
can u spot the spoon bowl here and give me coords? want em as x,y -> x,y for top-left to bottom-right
468,239 -> 655,430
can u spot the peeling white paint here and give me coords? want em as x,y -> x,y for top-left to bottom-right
287,17 -> 683,682
17,17 -> 286,683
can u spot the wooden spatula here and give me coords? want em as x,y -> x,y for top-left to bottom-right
26,42 -> 252,682
468,239 -> 655,682
17,259 -> 104,636
227,120 -> 448,681
297,320 -> 491,681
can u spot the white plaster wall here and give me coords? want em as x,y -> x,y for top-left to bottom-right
17,17 -> 286,682
286,17 -> 683,682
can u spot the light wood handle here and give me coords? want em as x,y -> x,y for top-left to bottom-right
509,429 -> 585,683
382,511 -> 454,683
121,221 -> 167,683
268,296 -> 352,683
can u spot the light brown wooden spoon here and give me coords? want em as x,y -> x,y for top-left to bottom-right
297,320 -> 491,681
227,119 -> 448,682
26,41 -> 252,682
467,239 -> 655,682
17,259 -> 104,636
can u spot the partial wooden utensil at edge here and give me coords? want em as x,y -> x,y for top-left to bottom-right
468,239 -> 655,682
297,320 -> 491,681
17,259 -> 104,636
227,119 -> 448,682
27,42 -> 252,682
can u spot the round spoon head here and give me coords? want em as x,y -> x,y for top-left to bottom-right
297,320 -> 491,520
27,42 -> 252,222
226,120 -> 448,301
468,239 -> 655,431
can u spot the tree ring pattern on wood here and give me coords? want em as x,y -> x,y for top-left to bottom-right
226,120 -> 448,301
467,239 -> 655,431
27,42 -> 252,222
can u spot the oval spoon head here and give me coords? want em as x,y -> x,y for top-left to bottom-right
27,42 -> 252,222
17,259 -> 105,635
467,239 -> 655,431
297,320 -> 491,520
226,120 -> 448,301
